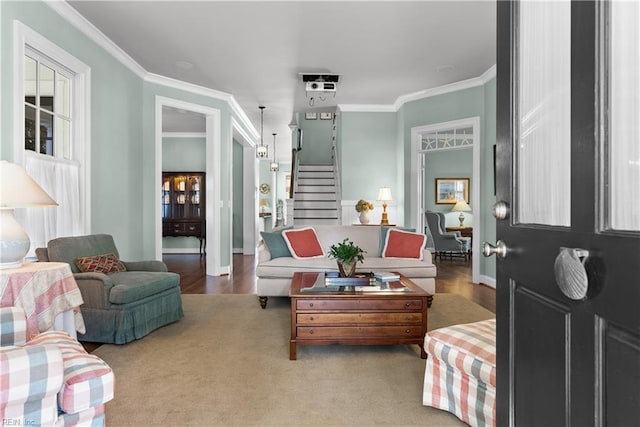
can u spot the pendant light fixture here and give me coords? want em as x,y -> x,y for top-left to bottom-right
270,133 -> 279,172
256,106 -> 268,158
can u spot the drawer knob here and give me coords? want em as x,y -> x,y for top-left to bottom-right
309,303 -> 314,307
405,303 -> 411,308
405,329 -> 411,334
309,329 -> 314,334
309,316 -> 314,321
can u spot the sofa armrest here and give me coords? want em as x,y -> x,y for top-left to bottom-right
0,344 -> 64,425
73,273 -> 114,309
121,260 -> 168,272
0,307 -> 27,346
257,241 -> 272,264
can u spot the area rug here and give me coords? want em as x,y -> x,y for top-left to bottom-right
94,293 -> 494,426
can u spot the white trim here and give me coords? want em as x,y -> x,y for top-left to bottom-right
411,117 -> 482,284
155,96 -> 225,275
162,132 -> 206,139
13,20 -> 91,235
232,117 -> 257,148
45,0 -> 147,78
146,73 -> 259,141
479,275 -> 496,289
340,65 -> 497,113
337,104 -> 397,113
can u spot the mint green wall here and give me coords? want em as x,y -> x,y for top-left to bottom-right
339,112 -> 398,203
424,149 -> 473,214
162,137 -> 205,251
298,111 -> 334,164
1,1 -> 145,260
400,83 -> 496,279
232,140 -> 243,250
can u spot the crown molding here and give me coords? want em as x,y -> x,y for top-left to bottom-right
337,104 -> 397,113
162,132 -> 206,139
45,0 -> 147,78
394,64 -> 496,110
339,64 -> 497,113
45,1 -> 258,140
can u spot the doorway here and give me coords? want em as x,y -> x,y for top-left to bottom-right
411,117 -> 481,284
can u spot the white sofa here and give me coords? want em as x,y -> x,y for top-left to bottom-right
256,225 -> 437,308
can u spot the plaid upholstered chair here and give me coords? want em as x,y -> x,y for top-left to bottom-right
0,307 -> 114,426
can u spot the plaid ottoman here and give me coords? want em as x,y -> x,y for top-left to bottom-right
423,318 -> 496,427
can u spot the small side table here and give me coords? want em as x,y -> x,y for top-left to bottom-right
0,262 -> 85,339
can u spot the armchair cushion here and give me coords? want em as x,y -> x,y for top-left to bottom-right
107,271 -> 180,304
75,253 -> 127,274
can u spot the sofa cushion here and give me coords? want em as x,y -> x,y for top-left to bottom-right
75,253 -> 127,274
378,226 -> 415,256
260,227 -> 293,258
382,229 -> 427,260
282,227 -> 324,259
107,271 -> 180,304
45,234 -> 120,274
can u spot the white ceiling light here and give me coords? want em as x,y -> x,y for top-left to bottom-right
256,106 -> 268,159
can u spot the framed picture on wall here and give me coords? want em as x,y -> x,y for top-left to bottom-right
435,178 -> 470,204
305,112 -> 317,120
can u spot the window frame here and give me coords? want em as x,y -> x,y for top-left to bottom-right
13,21 -> 91,236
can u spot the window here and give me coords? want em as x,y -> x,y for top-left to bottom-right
24,50 -> 73,159
13,22 -> 91,255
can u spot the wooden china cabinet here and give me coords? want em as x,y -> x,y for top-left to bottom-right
162,172 -> 206,255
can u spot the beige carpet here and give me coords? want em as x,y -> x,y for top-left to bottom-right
94,293 -> 494,426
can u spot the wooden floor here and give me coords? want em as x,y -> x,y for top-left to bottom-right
164,253 -> 496,313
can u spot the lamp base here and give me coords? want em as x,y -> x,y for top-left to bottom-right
0,209 -> 30,269
380,212 -> 389,226
458,212 -> 465,227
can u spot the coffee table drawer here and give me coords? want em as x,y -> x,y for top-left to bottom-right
296,298 -> 423,311
297,325 -> 424,339
297,312 -> 423,325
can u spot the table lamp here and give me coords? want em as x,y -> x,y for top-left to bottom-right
377,187 -> 393,226
0,160 -> 57,268
451,200 -> 471,227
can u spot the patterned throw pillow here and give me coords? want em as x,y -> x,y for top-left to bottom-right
382,229 -> 427,260
75,253 -> 127,274
282,227 -> 325,259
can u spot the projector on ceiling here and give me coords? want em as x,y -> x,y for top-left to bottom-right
305,81 -> 337,92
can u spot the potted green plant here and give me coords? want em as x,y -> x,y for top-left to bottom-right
355,199 -> 374,224
328,238 -> 366,277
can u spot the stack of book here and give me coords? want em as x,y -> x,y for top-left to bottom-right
374,272 -> 400,282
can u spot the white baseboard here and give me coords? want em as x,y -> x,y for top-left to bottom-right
479,274 -> 496,289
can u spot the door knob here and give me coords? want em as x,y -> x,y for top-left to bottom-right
482,240 -> 508,259
492,201 -> 510,220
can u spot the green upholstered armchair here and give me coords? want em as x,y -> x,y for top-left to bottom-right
36,234 -> 183,344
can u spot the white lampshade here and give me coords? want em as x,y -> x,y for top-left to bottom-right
376,187 -> 393,202
451,200 -> 471,212
451,200 -> 471,227
0,160 -> 57,268
256,144 -> 268,158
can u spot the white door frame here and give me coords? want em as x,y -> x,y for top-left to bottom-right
410,116 -> 481,284
154,96 -> 222,275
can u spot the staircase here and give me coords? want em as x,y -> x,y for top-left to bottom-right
292,164 -> 339,226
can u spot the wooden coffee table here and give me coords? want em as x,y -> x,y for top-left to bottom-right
289,272 -> 430,360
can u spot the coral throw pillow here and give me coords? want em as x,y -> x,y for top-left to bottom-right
382,229 -> 427,260
75,253 -> 127,274
282,227 -> 325,259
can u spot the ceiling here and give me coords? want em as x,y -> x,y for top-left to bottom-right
67,0 -> 496,162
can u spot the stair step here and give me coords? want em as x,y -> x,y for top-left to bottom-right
298,178 -> 335,186
299,164 -> 334,172
293,209 -> 338,218
295,201 -> 338,209
297,170 -> 334,178
297,185 -> 336,193
293,218 -> 340,226
295,192 -> 337,201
